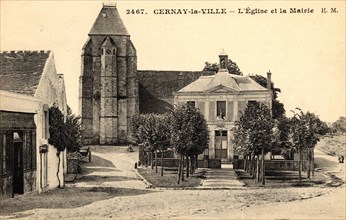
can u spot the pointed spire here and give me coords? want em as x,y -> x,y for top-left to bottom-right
89,5 -> 129,36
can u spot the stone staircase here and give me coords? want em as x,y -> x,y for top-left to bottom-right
198,168 -> 245,189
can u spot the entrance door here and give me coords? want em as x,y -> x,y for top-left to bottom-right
13,134 -> 24,195
215,130 -> 228,161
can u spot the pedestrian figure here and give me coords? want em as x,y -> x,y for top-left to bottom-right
338,155 -> 344,171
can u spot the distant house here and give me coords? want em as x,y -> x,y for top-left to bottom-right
174,52 -> 272,165
0,50 -> 67,199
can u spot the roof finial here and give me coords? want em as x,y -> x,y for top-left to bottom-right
220,49 -> 227,56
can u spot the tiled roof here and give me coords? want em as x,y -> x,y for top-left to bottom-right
0,50 -> 50,96
89,6 -> 129,35
138,70 -> 214,113
178,70 -> 267,93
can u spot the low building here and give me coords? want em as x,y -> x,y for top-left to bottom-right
173,52 -> 272,165
0,50 -> 67,199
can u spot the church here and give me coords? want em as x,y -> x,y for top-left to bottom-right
79,4 -> 272,157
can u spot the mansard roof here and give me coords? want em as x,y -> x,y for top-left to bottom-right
89,6 -> 129,36
0,50 -> 50,96
177,70 -> 267,93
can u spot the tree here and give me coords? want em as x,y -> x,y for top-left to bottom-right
250,74 -> 285,119
331,117 -> 346,134
130,114 -> 171,176
48,105 -> 66,188
169,104 -> 209,183
289,109 -> 325,181
272,116 -> 293,160
65,106 -> 82,153
49,105 -> 83,187
232,102 -> 274,185
203,59 -> 242,75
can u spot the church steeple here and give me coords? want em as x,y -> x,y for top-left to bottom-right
89,4 -> 129,36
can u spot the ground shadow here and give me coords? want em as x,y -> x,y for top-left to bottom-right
77,175 -> 141,183
79,154 -> 115,175
0,187 -> 154,216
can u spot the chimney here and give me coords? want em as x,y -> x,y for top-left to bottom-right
267,70 -> 272,90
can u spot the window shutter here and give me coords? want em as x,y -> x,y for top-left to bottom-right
209,101 -> 215,121
228,101 -> 234,121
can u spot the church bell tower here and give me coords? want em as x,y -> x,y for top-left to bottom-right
79,4 -> 139,145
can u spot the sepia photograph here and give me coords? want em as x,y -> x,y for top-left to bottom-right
0,0 -> 345,219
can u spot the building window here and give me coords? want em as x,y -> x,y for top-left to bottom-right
216,101 -> 226,119
187,101 -> 195,108
248,100 -> 258,105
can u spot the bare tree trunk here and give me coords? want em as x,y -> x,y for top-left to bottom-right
256,156 -> 260,183
190,156 -> 194,174
182,155 -> 185,182
147,151 -> 150,167
195,155 -> 198,170
151,151 -> 154,169
178,155 -> 182,184
186,155 -> 190,178
155,150 -> 158,173
250,155 -> 255,178
298,147 -> 302,182
312,148 -> 315,177
56,152 -> 61,188
161,148 -> 164,177
261,148 -> 265,185
244,155 -> 247,172
307,148 -> 311,180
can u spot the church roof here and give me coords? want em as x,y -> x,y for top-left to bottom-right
89,5 -> 129,36
138,70 -> 213,113
178,70 -> 267,93
0,51 -> 50,96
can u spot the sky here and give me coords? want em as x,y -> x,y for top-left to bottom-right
1,0 -> 345,123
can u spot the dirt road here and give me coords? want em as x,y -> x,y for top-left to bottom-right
0,146 -> 344,219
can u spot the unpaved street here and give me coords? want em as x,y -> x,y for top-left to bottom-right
0,146 -> 345,219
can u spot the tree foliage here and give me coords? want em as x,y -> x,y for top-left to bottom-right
169,104 -> 209,156
169,104 -> 209,183
203,59 -> 242,75
233,102 -> 274,156
65,106 -> 82,152
250,74 -> 285,119
289,108 -> 326,181
331,116 -> 346,134
232,102 -> 274,185
49,105 -> 82,153
48,105 -> 66,152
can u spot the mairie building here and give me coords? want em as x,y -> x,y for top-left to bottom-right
80,4 -> 272,164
